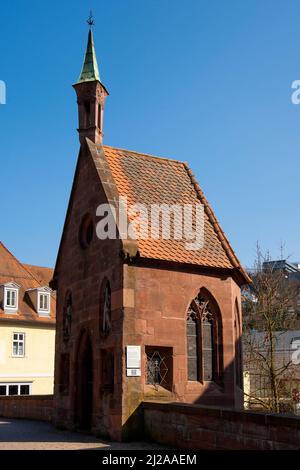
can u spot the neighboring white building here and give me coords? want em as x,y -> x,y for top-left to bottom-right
0,241 -> 56,395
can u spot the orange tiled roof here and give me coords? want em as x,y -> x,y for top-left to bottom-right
0,242 -> 56,324
101,145 -> 248,280
23,264 -> 54,286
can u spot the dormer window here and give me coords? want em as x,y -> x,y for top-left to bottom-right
6,289 -> 17,309
0,282 -> 20,314
38,292 -> 50,314
26,286 -> 52,317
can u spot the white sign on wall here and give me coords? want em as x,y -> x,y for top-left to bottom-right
126,345 -> 141,376
127,368 -> 141,377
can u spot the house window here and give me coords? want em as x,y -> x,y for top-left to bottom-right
12,332 -> 25,357
8,385 -> 18,395
20,384 -> 30,395
186,292 -> 222,383
5,288 -> 18,310
38,292 -> 50,315
0,383 -> 31,396
39,293 -> 49,311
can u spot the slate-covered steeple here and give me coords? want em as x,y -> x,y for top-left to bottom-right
73,20 -> 109,145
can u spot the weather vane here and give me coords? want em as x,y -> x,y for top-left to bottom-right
87,10 -> 95,28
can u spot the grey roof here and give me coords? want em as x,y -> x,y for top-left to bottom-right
245,330 -> 300,352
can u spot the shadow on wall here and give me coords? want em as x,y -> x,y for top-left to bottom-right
122,350 -> 244,442
122,403 -> 145,442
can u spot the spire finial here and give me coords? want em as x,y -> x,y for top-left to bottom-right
76,15 -> 100,83
87,10 -> 94,29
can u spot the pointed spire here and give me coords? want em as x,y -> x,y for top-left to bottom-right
77,29 -> 100,83
73,16 -> 109,144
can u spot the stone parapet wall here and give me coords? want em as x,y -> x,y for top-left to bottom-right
0,395 -> 53,422
143,401 -> 300,450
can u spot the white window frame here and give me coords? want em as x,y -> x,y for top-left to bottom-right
0,382 -> 31,396
37,291 -> 50,316
12,332 -> 25,357
4,287 -> 18,312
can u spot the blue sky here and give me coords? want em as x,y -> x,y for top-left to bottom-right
0,0 -> 299,269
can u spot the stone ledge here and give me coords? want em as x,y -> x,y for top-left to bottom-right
143,401 -> 300,449
0,395 -> 53,401
142,401 -> 300,428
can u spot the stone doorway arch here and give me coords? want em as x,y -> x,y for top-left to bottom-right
75,329 -> 93,430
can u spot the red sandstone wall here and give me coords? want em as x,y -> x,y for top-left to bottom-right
53,142 -> 244,442
0,396 -> 53,422
143,401 -> 300,450
53,145 -> 124,440
121,263 -> 243,433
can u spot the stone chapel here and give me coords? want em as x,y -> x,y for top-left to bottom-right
51,27 -> 250,441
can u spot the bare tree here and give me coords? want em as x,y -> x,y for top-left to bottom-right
243,245 -> 299,413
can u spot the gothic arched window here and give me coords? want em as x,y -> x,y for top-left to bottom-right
187,292 -> 222,383
100,280 -> 111,337
63,291 -> 72,342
